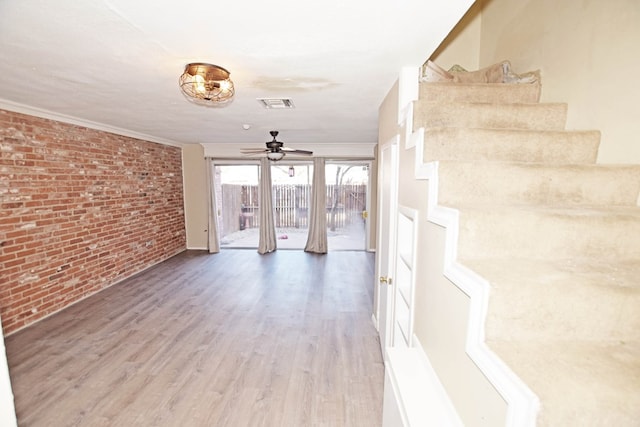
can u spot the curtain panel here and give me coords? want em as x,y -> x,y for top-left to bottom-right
258,158 -> 277,254
205,160 -> 220,254
304,157 -> 328,254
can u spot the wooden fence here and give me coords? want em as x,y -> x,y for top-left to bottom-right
219,184 -> 366,237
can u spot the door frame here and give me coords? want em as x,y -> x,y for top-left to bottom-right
325,160 -> 373,251
374,136 -> 399,355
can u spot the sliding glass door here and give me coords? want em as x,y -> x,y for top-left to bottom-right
215,162 -> 313,249
213,161 -> 370,251
325,162 -> 369,251
215,164 -> 260,248
271,163 -> 313,249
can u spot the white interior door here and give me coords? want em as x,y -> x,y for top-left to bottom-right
375,137 -> 398,356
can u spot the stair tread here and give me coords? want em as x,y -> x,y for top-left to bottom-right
424,127 -> 600,140
455,205 -> 640,260
487,340 -> 640,425
423,127 -> 600,164
460,258 -> 640,341
461,257 -> 640,290
456,203 -> 640,216
436,159 -> 640,169
414,101 -> 568,131
417,76 -> 640,425
436,161 -> 640,206
422,81 -> 540,87
420,100 -> 564,107
420,81 -> 542,104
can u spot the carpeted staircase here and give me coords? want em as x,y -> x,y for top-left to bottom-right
413,81 -> 640,425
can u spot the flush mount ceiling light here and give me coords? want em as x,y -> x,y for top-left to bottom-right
179,63 -> 234,107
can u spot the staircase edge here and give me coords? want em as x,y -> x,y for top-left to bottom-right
411,122 -> 541,426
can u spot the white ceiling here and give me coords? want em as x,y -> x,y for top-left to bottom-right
0,0 -> 473,150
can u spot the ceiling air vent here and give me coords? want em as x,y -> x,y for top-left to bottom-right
257,98 -> 295,109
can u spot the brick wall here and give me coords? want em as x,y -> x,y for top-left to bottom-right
0,110 -> 186,335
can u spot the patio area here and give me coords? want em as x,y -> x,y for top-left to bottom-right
220,223 -> 366,251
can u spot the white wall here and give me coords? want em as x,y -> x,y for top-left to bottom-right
430,1 -> 483,71
182,142 -> 378,251
478,0 -> 640,164
429,0 -> 640,164
182,144 -> 209,250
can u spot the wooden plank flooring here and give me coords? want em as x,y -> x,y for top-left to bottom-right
5,250 -> 384,427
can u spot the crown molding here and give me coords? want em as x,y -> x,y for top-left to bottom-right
0,99 -> 184,148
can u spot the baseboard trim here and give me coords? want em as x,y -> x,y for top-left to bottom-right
371,313 -> 379,332
383,343 -> 464,426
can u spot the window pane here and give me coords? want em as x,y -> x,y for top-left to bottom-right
326,163 -> 369,250
272,164 -> 313,249
215,165 -> 260,248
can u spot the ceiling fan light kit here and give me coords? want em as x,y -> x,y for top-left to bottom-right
179,63 -> 234,107
266,151 -> 285,161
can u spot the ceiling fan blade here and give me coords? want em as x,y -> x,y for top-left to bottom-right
240,148 -> 269,154
241,152 -> 268,158
282,147 -> 313,155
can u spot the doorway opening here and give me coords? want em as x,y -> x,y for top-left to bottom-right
325,162 -> 369,251
214,161 -> 370,251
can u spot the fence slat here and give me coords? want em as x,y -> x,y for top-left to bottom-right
219,184 -> 365,235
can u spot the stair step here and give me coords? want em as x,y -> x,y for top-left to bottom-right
487,340 -> 640,426
423,128 -> 600,164
414,101 -> 567,131
461,258 -> 640,342
456,205 -> 640,260
420,82 -> 541,104
437,161 -> 640,207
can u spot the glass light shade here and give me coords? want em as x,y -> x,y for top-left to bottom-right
266,151 -> 285,161
179,63 -> 234,107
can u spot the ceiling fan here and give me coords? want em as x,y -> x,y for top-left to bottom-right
241,131 -> 313,161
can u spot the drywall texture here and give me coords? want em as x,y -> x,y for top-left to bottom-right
397,134 -> 508,426
182,144 -> 208,250
476,0 -> 640,164
0,110 -> 186,335
429,0 -> 482,71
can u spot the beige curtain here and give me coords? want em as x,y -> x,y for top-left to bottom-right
205,160 -> 220,253
304,157 -> 328,253
258,158 -> 277,254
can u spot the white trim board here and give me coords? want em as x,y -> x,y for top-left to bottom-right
0,99 -> 184,147
396,67 -> 540,426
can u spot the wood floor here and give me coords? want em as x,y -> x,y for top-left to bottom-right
5,250 -> 384,427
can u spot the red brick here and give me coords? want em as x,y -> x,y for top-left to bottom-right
0,109 -> 185,335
